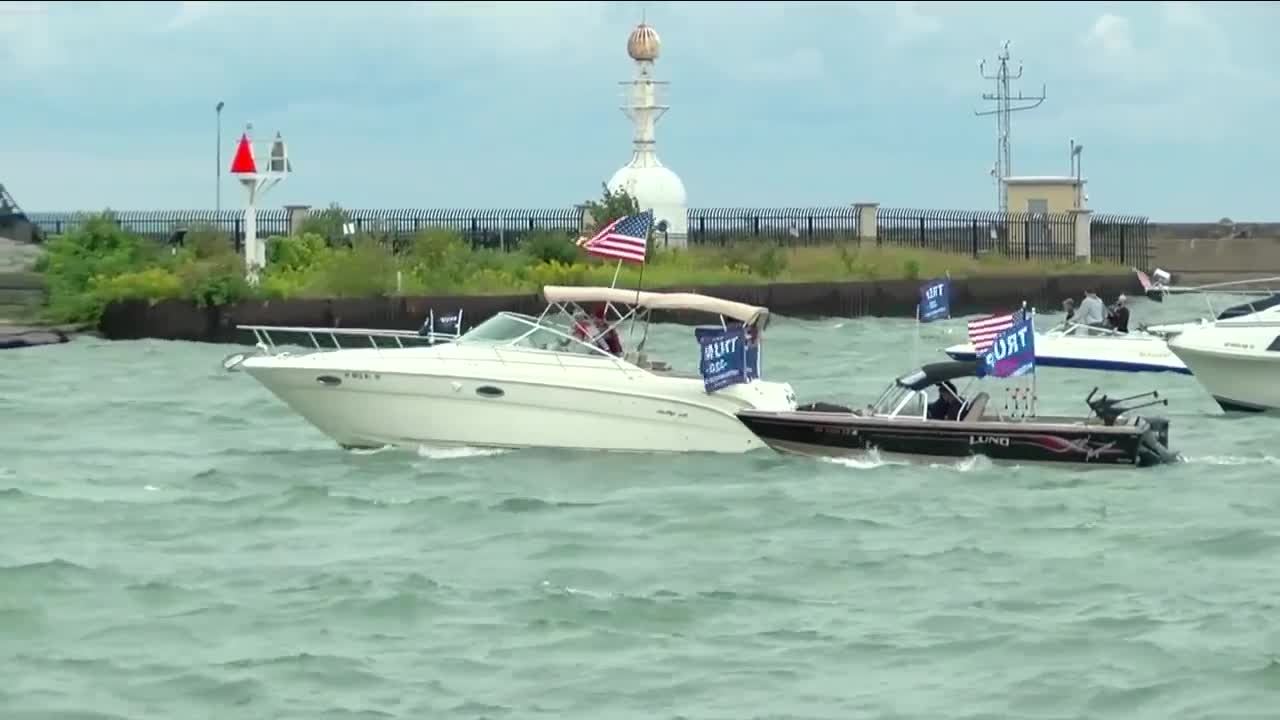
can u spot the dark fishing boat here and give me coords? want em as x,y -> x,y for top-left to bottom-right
736,360 -> 1182,467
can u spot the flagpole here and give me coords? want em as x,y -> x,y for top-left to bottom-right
1029,304 -> 1038,417
630,260 -> 646,341
912,303 -> 920,367
609,259 -> 622,289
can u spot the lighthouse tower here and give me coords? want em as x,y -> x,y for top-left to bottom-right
607,21 -> 689,248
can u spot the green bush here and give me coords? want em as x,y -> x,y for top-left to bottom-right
34,203 -> 1127,318
716,238 -> 789,279
521,229 -> 581,266
40,212 -> 164,322
268,232 -> 329,271
90,267 -> 185,305
315,235 -> 399,298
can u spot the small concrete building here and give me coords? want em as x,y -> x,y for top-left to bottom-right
1003,176 -> 1089,259
1005,175 -> 1086,215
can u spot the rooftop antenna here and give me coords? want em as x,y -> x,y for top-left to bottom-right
975,41 -> 1046,213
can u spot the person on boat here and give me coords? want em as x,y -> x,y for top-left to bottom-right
591,303 -> 624,356
1056,297 -> 1076,330
1072,289 -> 1108,332
927,381 -> 965,421
569,307 -> 622,356
1107,294 -> 1130,333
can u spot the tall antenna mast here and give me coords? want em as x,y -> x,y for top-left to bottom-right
974,41 -> 1046,212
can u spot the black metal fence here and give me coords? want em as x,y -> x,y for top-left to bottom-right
1091,213 -> 1151,268
27,205 -> 1148,264
26,210 -> 291,245
685,206 -> 861,246
876,207 -> 1079,261
338,208 -> 585,252
876,207 -> 1149,266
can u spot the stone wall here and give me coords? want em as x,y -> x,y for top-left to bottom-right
1146,235 -> 1280,280
99,274 -> 1140,345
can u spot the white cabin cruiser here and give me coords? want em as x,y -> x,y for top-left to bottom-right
225,285 -> 798,454
1136,270 -> 1280,339
1167,300 -> 1280,413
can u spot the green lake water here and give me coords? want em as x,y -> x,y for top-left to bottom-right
3,295 -> 1279,719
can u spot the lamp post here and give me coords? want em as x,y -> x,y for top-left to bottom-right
216,100 -> 225,212
1070,138 -> 1084,208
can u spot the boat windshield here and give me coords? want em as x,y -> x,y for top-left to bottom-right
458,312 -> 544,344
870,385 -> 926,418
1216,293 -> 1280,320
456,311 -> 615,357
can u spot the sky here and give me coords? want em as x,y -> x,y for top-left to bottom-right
2,0 -> 1277,221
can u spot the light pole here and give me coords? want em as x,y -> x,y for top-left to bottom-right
1070,138 -> 1084,208
216,100 -> 225,212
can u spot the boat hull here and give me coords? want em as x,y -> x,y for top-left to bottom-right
944,331 -> 1191,375
241,349 -> 797,454
1167,325 -> 1280,412
735,410 -> 1179,467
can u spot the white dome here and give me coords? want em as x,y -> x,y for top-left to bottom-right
607,162 -> 688,240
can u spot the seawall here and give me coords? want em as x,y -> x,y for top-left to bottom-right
98,274 -> 1139,345
1148,223 -> 1280,284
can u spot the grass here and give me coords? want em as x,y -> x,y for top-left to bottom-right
31,211 -> 1129,325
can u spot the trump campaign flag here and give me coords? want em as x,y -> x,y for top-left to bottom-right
976,314 -> 1036,379
918,277 -> 951,322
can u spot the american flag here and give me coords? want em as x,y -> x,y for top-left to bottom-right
576,210 -> 652,264
968,310 -> 1023,352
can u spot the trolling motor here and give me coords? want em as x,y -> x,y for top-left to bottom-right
1086,387 -> 1169,426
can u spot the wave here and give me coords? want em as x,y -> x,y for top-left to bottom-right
489,497 -> 604,513
1184,455 -> 1280,466
0,558 -> 103,588
416,444 -> 510,460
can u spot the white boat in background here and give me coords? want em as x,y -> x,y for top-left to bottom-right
944,319 -> 1191,375
1166,298 -> 1280,413
944,271 -> 1280,376
1135,271 -> 1280,338
224,285 -> 798,454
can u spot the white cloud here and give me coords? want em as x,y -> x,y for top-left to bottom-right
1083,13 -> 1135,59
885,1 -> 943,45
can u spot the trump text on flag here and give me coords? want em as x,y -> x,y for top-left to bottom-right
919,278 -> 951,322
979,318 -> 1036,378
697,326 -> 750,393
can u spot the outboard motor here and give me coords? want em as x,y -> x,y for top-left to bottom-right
1137,422 -> 1181,466
1143,416 -> 1171,450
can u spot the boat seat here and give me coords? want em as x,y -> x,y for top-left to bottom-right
961,392 -> 991,421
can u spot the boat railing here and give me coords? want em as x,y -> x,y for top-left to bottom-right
234,323 -> 657,376
238,325 -> 454,354
1050,321 -> 1132,339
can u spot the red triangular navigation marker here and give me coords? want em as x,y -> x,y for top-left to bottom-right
229,133 -> 257,175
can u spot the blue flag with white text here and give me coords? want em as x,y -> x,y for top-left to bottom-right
696,325 -> 752,392
976,315 -> 1036,378
919,278 -> 951,322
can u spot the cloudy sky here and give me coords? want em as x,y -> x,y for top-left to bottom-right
2,1 -> 1276,221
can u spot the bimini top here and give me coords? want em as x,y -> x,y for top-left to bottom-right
542,285 -> 770,328
894,360 -> 981,391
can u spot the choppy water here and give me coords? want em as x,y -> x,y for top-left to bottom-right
4,295 -> 1280,719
